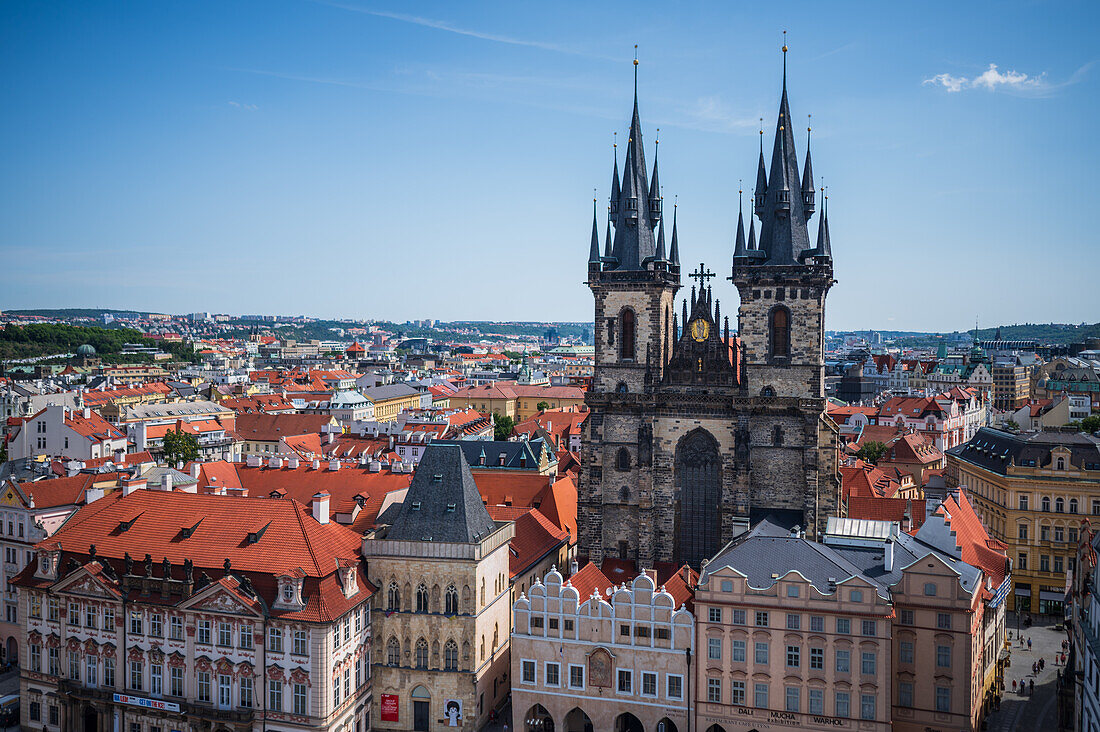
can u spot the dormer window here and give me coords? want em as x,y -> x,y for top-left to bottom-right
411,502 -> 421,511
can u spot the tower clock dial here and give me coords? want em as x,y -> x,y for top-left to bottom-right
690,319 -> 710,342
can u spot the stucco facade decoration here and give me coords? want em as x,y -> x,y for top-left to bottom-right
512,566 -> 693,732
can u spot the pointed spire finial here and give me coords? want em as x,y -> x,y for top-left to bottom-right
759,117 -> 764,153
782,31 -> 788,91
633,44 -> 639,98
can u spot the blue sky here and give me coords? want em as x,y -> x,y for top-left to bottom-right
2,1 -> 1097,331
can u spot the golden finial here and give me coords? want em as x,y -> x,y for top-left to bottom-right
808,113 -> 812,133
782,30 -> 788,53
634,44 -> 639,66
613,131 -> 617,149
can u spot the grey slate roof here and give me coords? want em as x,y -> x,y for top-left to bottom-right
605,77 -> 661,271
947,426 -> 1100,476
702,516 -> 985,600
385,444 -> 498,544
360,383 -> 420,401
433,438 -> 548,470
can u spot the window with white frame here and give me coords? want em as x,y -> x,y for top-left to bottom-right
521,660 -> 536,684
617,669 -> 632,694
569,665 -> 584,689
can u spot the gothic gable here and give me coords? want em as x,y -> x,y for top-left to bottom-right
662,272 -> 738,388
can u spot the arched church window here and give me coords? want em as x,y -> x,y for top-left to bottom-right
773,426 -> 784,446
444,640 -> 458,671
415,638 -> 428,669
620,309 -> 635,361
616,448 -> 631,472
762,386 -> 776,398
387,581 -> 400,611
445,585 -> 458,615
416,584 -> 429,613
619,485 -> 630,502
770,307 -> 790,359
386,637 -> 400,666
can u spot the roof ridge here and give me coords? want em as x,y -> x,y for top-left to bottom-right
291,498 -> 326,576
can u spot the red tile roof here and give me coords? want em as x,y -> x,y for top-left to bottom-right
235,413 -> 336,442
12,471 -> 129,509
846,496 -> 928,532
563,562 -> 613,602
487,506 -> 568,580
17,490 -> 372,622
938,490 -> 1010,588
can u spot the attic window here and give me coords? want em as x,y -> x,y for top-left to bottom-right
117,513 -> 143,533
446,503 -> 456,513
411,502 -> 422,511
179,518 -> 203,539
247,522 -> 271,544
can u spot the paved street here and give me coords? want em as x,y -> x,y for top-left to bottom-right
986,612 -> 1068,732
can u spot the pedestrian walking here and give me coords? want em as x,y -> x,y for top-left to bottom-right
1013,679 -> 1018,693
1028,637 -> 1033,651
1030,679 -> 1034,694
1040,657 -> 1045,671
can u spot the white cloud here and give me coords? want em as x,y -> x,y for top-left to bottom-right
923,72 -> 968,93
228,101 -> 258,110
923,64 -> 1046,93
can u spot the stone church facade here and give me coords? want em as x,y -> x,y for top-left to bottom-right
579,53 -> 842,569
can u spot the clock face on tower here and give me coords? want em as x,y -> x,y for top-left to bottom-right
690,319 -> 710,342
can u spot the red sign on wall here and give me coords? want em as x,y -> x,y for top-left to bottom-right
380,694 -> 399,722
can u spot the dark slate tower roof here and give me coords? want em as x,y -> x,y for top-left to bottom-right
755,47 -> 814,265
607,63 -> 660,271
385,444 -> 497,544
588,198 -> 601,265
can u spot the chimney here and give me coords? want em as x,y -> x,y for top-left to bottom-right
190,462 -> 201,479
368,460 -> 381,473
328,459 -> 340,472
327,432 -> 335,444
246,454 -> 261,468
884,539 -> 894,572
83,407 -> 92,419
85,487 -> 105,504
115,448 -> 127,464
312,492 -> 330,525
121,477 -> 146,496
312,459 -> 321,470
269,456 -> 283,469
287,456 -> 299,469
569,558 -> 579,576
160,473 -> 173,491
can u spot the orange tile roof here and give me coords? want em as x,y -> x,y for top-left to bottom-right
235,413 -> 335,442
34,490 -> 360,578
564,562 -> 613,602
17,490 -> 372,622
938,490 -> 1010,588
846,496 -> 927,532
487,506 -> 568,579
472,471 -> 553,510
12,471 -> 128,509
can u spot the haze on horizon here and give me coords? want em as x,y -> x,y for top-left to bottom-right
2,1 -> 1097,331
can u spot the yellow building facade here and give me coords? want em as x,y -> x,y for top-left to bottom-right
948,426 -> 1100,615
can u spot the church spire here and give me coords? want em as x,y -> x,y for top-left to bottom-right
752,36 -> 813,265
609,134 -> 621,221
607,49 -> 658,270
754,119 -> 767,217
604,208 -> 613,258
588,197 -> 601,265
649,130 -> 662,221
815,188 -> 832,260
802,116 -> 815,217
655,214 -> 667,261
732,186 -> 749,260
669,202 -> 680,265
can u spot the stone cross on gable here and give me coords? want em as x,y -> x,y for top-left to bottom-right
688,263 -> 715,288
